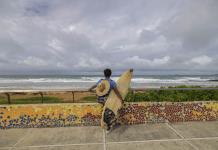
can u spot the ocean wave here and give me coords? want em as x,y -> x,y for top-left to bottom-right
0,78 -> 94,83
0,76 -> 214,84
131,77 -> 209,83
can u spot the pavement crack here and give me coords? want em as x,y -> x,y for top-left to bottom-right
166,123 -> 185,139
103,129 -> 107,150
184,140 -> 200,150
166,123 -> 200,150
9,128 -> 32,150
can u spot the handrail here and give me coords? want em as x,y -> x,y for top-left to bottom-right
1,88 -> 218,104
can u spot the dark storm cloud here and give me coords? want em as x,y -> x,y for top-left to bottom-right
0,0 -> 218,74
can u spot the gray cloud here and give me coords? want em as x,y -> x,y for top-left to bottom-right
0,0 -> 218,74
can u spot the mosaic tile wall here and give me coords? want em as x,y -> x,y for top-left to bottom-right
1,102 -> 218,129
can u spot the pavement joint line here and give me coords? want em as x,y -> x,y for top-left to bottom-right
165,123 -> 200,150
1,137 -> 218,149
103,129 -> 107,150
0,147 -> 13,149
9,128 -> 31,150
106,136 -> 218,144
186,137 -> 218,140
185,140 -> 200,150
185,136 -> 217,150
10,143 -> 103,148
167,123 -> 202,150
165,123 -> 185,139
107,138 -> 185,144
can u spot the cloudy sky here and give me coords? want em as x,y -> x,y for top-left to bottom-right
0,0 -> 218,75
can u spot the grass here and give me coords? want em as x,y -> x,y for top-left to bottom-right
80,85 -> 218,103
125,90 -> 218,102
163,85 -> 202,88
125,85 -> 218,102
0,95 -> 5,104
0,96 -> 63,105
81,96 -> 97,103
163,85 -> 218,88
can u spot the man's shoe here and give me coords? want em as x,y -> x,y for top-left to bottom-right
106,125 -> 111,134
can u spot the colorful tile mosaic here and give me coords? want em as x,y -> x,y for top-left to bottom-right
184,102 -> 218,121
0,104 -> 102,129
118,102 -> 184,124
1,102 -> 218,129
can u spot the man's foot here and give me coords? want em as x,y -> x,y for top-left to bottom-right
113,122 -> 121,128
106,129 -> 111,134
109,122 -> 121,131
106,125 -> 111,134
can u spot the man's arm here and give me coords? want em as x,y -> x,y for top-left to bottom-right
88,84 -> 97,92
113,87 -> 124,104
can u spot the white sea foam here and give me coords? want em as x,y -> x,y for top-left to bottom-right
0,76 -> 214,84
0,77 -> 97,83
131,77 -> 208,83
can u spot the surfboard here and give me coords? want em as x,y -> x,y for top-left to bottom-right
101,69 -> 133,129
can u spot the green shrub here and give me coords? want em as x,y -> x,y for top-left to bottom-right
124,89 -> 218,102
81,96 -> 97,103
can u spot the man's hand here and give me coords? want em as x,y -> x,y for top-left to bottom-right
88,88 -> 95,93
119,97 -> 124,104
120,98 -> 124,104
88,84 -> 97,92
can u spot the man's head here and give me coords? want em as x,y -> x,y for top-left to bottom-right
104,68 -> 112,78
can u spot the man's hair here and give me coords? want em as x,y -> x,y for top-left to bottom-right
104,68 -> 112,78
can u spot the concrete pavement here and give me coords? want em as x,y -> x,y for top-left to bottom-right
0,121 -> 218,150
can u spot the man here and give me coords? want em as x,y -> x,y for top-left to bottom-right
88,68 -> 124,105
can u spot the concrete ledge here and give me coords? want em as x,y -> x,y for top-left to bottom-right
0,101 -> 218,129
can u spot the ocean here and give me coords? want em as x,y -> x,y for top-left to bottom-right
0,74 -> 218,91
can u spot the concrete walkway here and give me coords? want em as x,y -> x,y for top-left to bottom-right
0,121 -> 218,150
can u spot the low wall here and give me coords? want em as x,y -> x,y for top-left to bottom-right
1,101 -> 218,129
